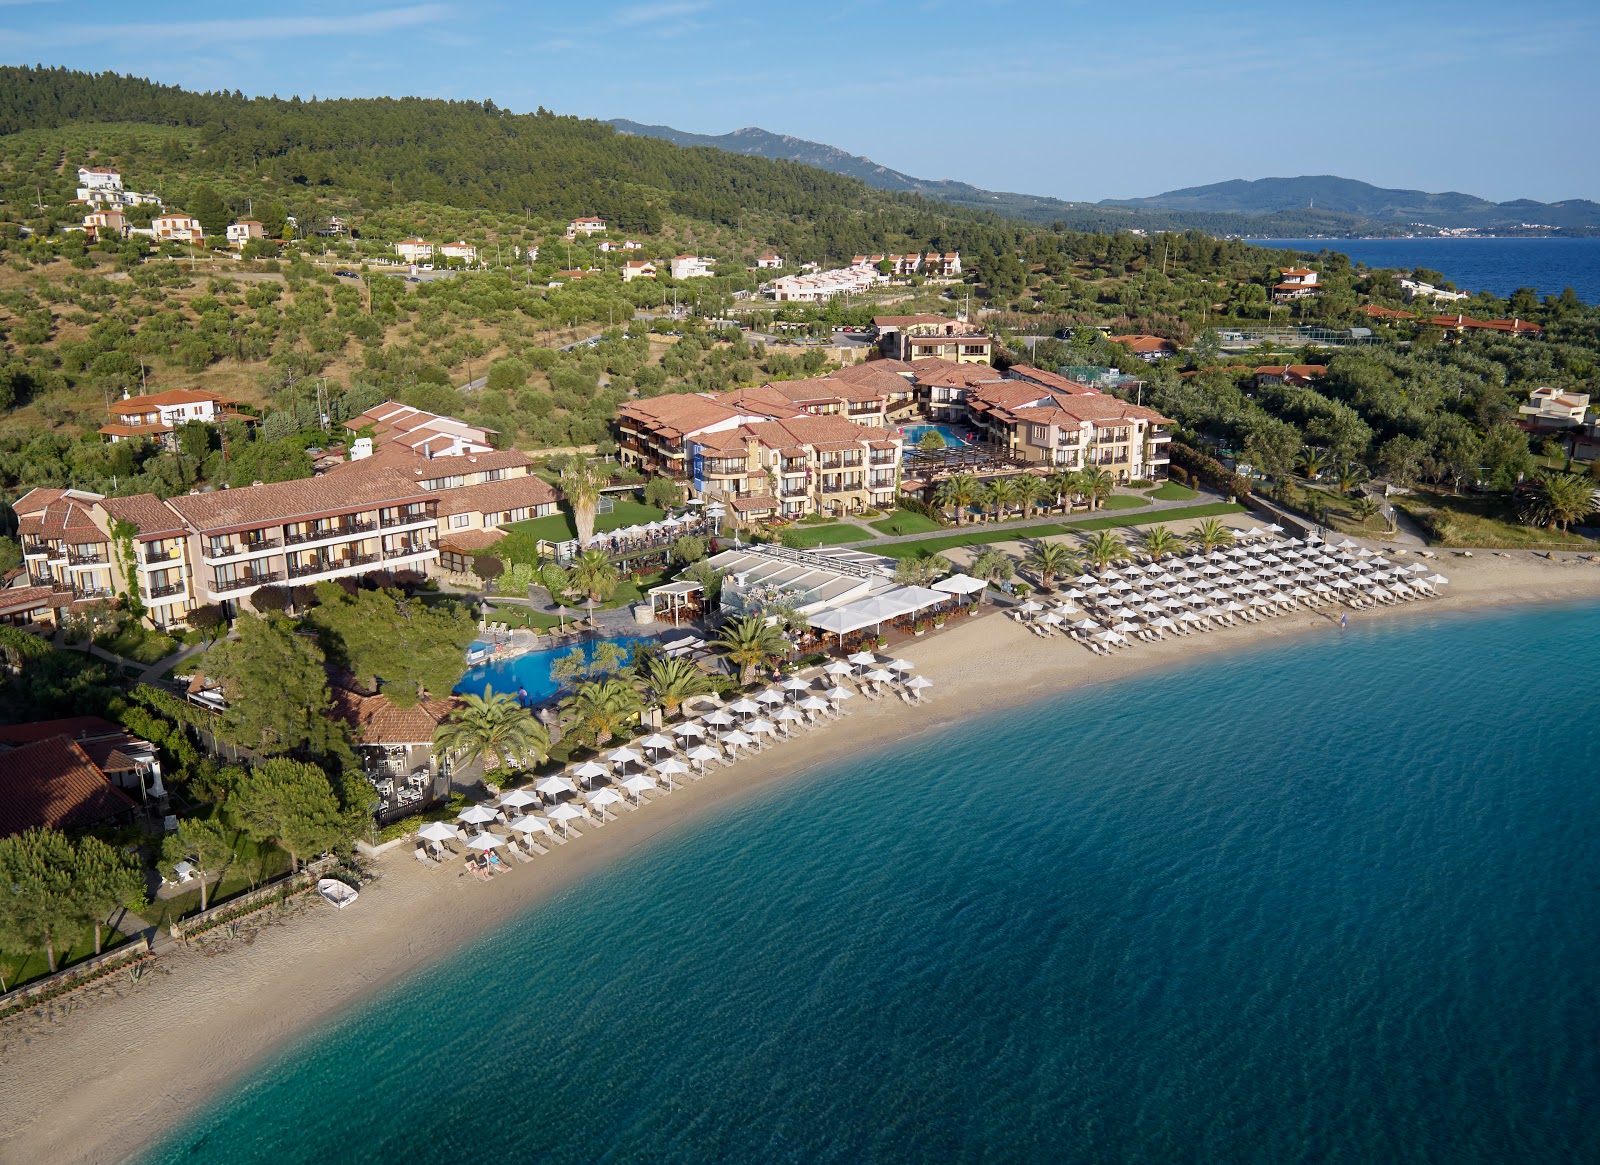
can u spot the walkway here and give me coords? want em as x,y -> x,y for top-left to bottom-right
138,641 -> 207,685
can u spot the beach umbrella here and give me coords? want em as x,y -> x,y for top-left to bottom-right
905,675 -> 933,690
653,757 -> 690,790
1064,587 -> 1088,600
621,773 -> 657,802
1110,578 -> 1135,591
1426,574 -> 1450,585
586,788 -> 624,819
1140,603 -> 1165,617
1037,612 -> 1064,626
571,760 -> 609,788
823,661 -> 854,677
781,676 -> 814,690
825,686 -> 855,702
498,789 -> 540,811
865,668 -> 896,682
798,695 -> 831,712
745,718 -> 777,736
773,706 -> 805,735
546,802 -> 584,837
721,729 -> 756,756
465,832 -> 508,851
1074,574 -> 1098,586
1356,547 -> 1374,558
457,805 -> 497,827
703,709 -> 735,726
932,573 -> 987,596
1290,586 -> 1312,598
638,733 -> 675,755
607,747 -> 642,777
508,814 -> 552,836
1224,600 -> 1245,613
671,721 -> 704,739
1151,616 -> 1177,631
888,658 -> 916,672
1112,620 -> 1139,634
847,650 -> 878,666
685,744 -> 720,772
1179,609 -> 1205,623
1072,617 -> 1101,631
1095,629 -> 1125,644
1248,595 -> 1271,607
417,821 -> 459,844
752,688 -> 785,706
728,698 -> 762,716
536,774 -> 577,798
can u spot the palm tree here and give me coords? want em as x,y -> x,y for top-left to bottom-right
637,656 -> 711,720
1045,469 -> 1076,514
1141,524 -> 1182,559
566,548 -> 620,604
560,678 -> 644,750
979,476 -> 1017,524
433,689 -> 550,772
970,547 -> 1016,585
1298,449 -> 1327,481
1080,530 -> 1129,570
1021,540 -> 1076,591
1188,517 -> 1236,552
1350,494 -> 1381,525
713,614 -> 787,684
1336,463 -> 1367,497
1081,467 -> 1116,511
559,459 -> 612,549
935,473 -> 983,526
1012,474 -> 1046,519
1517,472 -> 1597,531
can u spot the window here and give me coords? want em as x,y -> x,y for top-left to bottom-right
1030,424 -> 1048,444
449,514 -> 470,530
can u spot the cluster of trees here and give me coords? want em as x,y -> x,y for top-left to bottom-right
931,468 -> 1119,526
0,829 -> 143,974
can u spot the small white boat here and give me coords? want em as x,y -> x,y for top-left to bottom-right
317,878 -> 359,910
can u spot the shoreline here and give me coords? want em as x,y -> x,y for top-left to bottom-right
5,550 -> 1600,1164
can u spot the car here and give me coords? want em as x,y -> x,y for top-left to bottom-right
406,276 -> 421,283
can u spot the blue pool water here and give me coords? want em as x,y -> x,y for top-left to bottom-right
454,635 -> 646,702
901,422 -> 974,447
146,603 -> 1600,1163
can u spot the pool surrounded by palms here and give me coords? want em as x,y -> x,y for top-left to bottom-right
456,636 -> 647,703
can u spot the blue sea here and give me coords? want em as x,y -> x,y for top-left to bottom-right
144,603 -> 1600,1164
1249,236 -> 1600,303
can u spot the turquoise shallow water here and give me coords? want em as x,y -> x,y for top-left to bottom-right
146,603 -> 1600,1164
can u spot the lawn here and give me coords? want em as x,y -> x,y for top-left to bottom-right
0,922 -> 132,993
144,832 -> 296,932
1394,489 -> 1596,550
501,499 -> 666,546
1149,482 -> 1199,501
95,625 -> 180,665
781,523 -> 872,548
1100,494 -> 1151,510
874,503 -> 1248,558
487,603 -> 567,630
1061,501 -> 1244,533
870,509 -> 944,537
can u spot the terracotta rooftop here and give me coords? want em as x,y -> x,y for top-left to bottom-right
100,493 -> 187,540
331,688 -> 454,746
433,475 -> 558,517
321,443 -> 534,481
1006,365 -> 1099,395
165,469 -> 435,534
0,587 -> 61,617
0,735 -> 138,837
110,388 -> 232,414
1110,335 -> 1180,354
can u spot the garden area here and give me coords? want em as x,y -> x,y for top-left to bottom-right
780,523 -> 871,549
870,509 -> 944,537
1149,481 -> 1199,501
499,498 -> 666,547
1394,488 -> 1597,550
872,502 -> 1245,558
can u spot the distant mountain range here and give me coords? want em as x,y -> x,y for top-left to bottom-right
607,120 -> 1600,236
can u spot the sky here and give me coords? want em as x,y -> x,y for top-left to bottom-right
3,0 -> 1596,203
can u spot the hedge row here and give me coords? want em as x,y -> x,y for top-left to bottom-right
1169,442 -> 1253,500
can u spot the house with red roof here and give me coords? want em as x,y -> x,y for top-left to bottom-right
1272,267 -> 1320,302
1109,334 -> 1180,362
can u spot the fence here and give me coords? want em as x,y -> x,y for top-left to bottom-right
168,856 -> 338,940
0,942 -> 155,1020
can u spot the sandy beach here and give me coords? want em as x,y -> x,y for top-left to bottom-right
4,544 -> 1600,1165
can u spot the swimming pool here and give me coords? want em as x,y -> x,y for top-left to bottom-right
901,423 -> 974,447
455,636 -> 647,703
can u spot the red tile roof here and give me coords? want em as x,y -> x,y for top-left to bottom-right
433,475 -> 558,517
110,388 -> 232,414
100,493 -> 187,539
0,735 -> 138,837
0,587 -> 60,617
165,469 -> 435,534
1363,304 -> 1417,319
331,688 -> 453,745
1109,334 -> 1179,354
1006,365 -> 1099,394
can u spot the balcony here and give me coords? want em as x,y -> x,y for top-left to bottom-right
380,512 -> 431,530
869,453 -> 896,466
142,546 -> 183,565
212,570 -> 283,595
779,458 -> 806,473
72,586 -> 114,601
67,549 -> 109,566
203,537 -> 280,562
21,541 -> 52,558
146,581 -> 186,599
285,519 -> 376,545
385,543 -> 434,559
778,483 -> 808,498
287,553 -> 380,580
869,474 -> 896,489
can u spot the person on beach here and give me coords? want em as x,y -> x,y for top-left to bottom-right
1340,614 -> 1348,628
